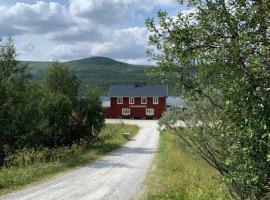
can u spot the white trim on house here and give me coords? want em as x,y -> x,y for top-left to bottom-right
141,97 -> 147,104
153,97 -> 159,105
129,97 -> 135,104
146,108 -> 154,116
122,108 -> 130,116
117,97 -> 123,104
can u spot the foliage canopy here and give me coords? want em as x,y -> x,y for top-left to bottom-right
43,61 -> 80,103
146,0 -> 270,199
0,37 -> 105,167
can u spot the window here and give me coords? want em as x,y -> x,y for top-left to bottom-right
153,97 -> 159,105
141,97 -> 147,104
117,97 -> 123,104
122,108 -> 130,116
146,108 -> 154,116
129,97 -> 135,104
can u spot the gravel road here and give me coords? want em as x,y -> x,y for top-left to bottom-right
0,119 -> 159,200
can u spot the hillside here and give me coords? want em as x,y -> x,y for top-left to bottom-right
23,57 -> 151,95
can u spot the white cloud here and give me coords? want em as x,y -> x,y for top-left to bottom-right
21,41 -> 35,52
49,43 -> 91,60
49,27 -> 148,62
0,0 -> 183,64
124,0 -> 179,12
48,26 -> 105,43
69,0 -> 139,25
0,1 -> 73,34
89,27 -> 148,59
69,0 -> 179,25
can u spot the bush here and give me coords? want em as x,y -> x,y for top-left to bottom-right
43,61 -> 80,104
0,37 -> 43,165
40,93 -> 73,147
72,89 -> 105,143
0,37 -> 105,169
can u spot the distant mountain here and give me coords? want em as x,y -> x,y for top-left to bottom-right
68,57 -> 128,65
22,56 -> 152,95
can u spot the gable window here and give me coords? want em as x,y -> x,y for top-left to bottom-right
117,97 -> 123,104
141,97 -> 147,104
153,97 -> 159,105
122,108 -> 130,116
129,97 -> 135,104
146,108 -> 154,116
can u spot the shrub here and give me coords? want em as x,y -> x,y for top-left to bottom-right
40,93 -> 73,147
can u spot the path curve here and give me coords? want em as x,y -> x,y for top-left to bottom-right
0,120 -> 159,200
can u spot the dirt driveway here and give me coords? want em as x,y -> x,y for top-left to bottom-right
0,119 -> 159,200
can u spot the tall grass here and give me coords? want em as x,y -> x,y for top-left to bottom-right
143,132 -> 232,200
0,124 -> 138,195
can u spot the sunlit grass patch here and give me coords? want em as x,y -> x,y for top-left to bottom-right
143,132 -> 232,200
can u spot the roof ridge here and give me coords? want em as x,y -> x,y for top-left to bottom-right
108,84 -> 168,97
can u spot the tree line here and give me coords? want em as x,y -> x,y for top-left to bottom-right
146,0 -> 270,199
0,37 -> 104,166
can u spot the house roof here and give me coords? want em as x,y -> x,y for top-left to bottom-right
108,84 -> 168,97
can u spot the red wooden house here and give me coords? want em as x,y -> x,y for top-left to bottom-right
103,84 -> 168,119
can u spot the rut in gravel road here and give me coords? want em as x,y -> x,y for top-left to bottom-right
0,120 -> 159,200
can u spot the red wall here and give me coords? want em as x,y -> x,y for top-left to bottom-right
105,97 -> 166,119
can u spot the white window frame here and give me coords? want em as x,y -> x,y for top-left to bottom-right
129,97 -> 135,104
141,97 -> 147,104
122,108 -> 130,116
153,97 -> 159,105
146,108 -> 154,116
117,97 -> 123,104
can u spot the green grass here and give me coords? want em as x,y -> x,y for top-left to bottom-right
143,132 -> 232,200
0,124 -> 139,196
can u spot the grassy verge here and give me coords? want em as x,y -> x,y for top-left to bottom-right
143,132 -> 232,200
0,124 -> 139,196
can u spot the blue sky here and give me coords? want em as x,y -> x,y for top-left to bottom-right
0,0 -> 189,64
